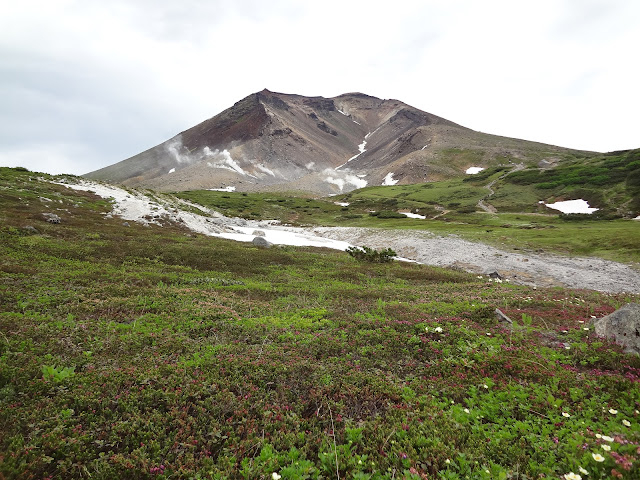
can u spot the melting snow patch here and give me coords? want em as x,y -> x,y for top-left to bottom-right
545,199 -> 599,214
337,136 -> 368,169
334,202 -> 350,207
305,162 -> 315,171
208,186 -> 236,192
338,109 -> 348,116
168,168 -> 176,174
466,167 -> 485,175
382,172 -> 399,186
401,212 -> 426,219
421,144 -> 430,150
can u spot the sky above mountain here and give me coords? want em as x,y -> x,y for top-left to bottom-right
1,0 -> 639,175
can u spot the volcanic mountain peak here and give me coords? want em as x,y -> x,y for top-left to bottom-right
86,90 -> 594,194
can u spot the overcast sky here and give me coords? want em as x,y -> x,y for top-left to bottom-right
1,0 -> 639,175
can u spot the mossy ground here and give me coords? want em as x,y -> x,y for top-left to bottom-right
1,167 -> 640,479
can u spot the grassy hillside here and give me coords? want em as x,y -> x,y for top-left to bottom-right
175,152 -> 640,264
1,167 -> 640,479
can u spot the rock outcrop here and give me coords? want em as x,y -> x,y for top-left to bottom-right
592,303 -> 640,354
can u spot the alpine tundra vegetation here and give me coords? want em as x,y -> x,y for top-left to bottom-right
1,167 -> 639,479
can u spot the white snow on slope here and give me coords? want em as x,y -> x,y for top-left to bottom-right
53,180 -> 361,252
208,186 -> 236,192
168,168 -> 176,174
336,134 -> 369,170
382,172 -> 398,186
545,199 -> 599,214
421,144 -> 430,150
401,212 -> 426,219
466,167 -> 485,174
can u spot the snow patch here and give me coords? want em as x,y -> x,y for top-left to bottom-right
466,167 -> 485,175
334,202 -> 350,207
338,109 -> 348,116
208,186 -> 236,192
305,162 -> 315,171
421,144 -> 430,150
545,199 -> 599,214
168,168 -> 176,174
401,212 -> 426,219
382,172 -> 399,186
336,135 -> 369,169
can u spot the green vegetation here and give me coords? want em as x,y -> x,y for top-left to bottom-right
346,246 -> 397,263
172,153 -> 640,263
1,167 -> 640,479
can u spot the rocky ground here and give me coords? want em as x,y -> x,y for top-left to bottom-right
306,226 -> 640,293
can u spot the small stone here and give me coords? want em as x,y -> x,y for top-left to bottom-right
495,308 -> 513,324
23,225 -> 39,234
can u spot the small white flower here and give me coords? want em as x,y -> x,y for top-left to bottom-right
485,469 -> 490,474
434,326 -> 443,333
445,459 -> 451,464
608,408 -> 618,415
272,473 -> 282,480
562,412 -> 571,418
578,320 -> 584,323
579,466 -> 589,475
601,435 -> 614,442
591,453 -> 605,462
463,408 -> 470,413
561,330 -> 568,333
565,345 -> 571,350
601,444 -> 611,451
425,327 -> 429,332
483,384 -> 489,389
595,433 -> 602,439
564,473 -> 582,480
486,332 -> 492,336
583,327 -> 589,331
623,419 -> 631,427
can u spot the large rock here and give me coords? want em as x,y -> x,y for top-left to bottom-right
252,236 -> 272,248
593,303 -> 640,354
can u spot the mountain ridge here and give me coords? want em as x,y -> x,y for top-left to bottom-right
86,90 -> 596,194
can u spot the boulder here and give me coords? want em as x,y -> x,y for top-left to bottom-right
252,230 -> 266,237
252,236 -> 272,248
23,225 -> 39,234
592,303 -> 640,355
42,213 -> 61,224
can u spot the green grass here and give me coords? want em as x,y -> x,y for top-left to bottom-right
1,167 -> 640,479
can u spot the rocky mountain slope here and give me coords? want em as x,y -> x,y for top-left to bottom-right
86,89 -> 595,194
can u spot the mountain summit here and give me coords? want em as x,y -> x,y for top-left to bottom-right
86,90 -> 592,194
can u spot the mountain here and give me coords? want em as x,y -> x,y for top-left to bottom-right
86,89 -> 596,194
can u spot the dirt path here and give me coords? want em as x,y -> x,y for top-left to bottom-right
307,226 -> 640,293
476,163 -> 525,214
